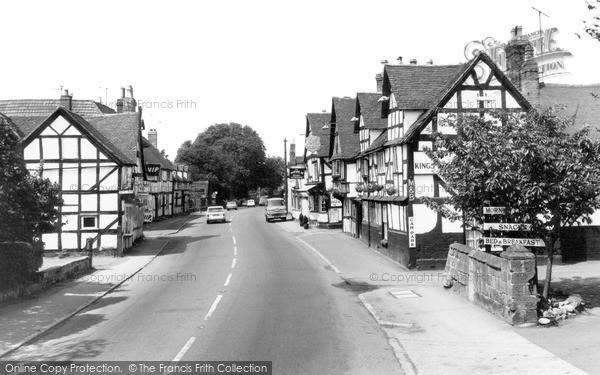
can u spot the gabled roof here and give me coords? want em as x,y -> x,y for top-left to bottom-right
86,112 -> 141,165
539,84 -> 600,140
305,112 -> 331,158
357,93 -> 387,129
0,99 -> 116,117
383,64 -> 465,110
142,137 -> 175,170
7,116 -> 47,138
386,52 -> 531,146
330,96 -> 359,161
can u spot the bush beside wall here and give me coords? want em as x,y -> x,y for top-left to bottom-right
0,241 -> 43,290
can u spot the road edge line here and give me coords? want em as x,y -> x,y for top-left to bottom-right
295,236 -> 341,274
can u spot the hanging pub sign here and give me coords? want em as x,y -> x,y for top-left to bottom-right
289,168 -> 305,179
146,163 -> 161,177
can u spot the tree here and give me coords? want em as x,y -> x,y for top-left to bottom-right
0,115 -> 61,243
260,156 -> 286,195
175,123 -> 268,199
584,0 -> 600,41
424,108 -> 600,299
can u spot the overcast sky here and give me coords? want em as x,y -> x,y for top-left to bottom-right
1,0 -> 598,161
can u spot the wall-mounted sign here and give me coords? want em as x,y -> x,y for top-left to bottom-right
146,164 -> 161,177
408,179 -> 415,201
483,237 -> 545,247
408,216 -> 416,248
483,222 -> 532,231
331,197 -> 342,207
464,27 -> 572,78
413,152 -> 434,175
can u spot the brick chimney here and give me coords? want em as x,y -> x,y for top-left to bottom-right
117,85 -> 137,113
116,87 -> 125,113
505,26 -> 540,107
148,129 -> 158,149
289,143 -> 296,165
375,73 -> 383,93
60,89 -> 72,110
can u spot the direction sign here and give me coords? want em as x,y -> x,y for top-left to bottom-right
483,223 -> 532,231
483,207 -> 506,215
483,237 -> 545,247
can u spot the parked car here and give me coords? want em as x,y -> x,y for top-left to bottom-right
265,198 -> 287,222
206,206 -> 226,223
247,199 -> 255,207
226,201 -> 238,210
259,196 -> 268,206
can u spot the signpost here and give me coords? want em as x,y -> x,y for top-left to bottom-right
481,206 -> 545,251
408,216 -> 416,248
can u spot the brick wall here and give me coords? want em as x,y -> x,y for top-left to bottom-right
444,243 -> 538,325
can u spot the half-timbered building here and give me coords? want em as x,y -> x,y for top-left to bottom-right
353,52 -> 532,269
329,96 -> 358,231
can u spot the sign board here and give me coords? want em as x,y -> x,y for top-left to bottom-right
144,211 -> 154,223
483,237 -> 545,247
289,169 -> 305,179
329,209 -> 340,222
483,206 -> 506,215
408,179 -> 415,201
408,216 -> 416,248
146,163 -> 161,177
305,135 -> 322,153
413,152 -> 434,175
464,27 -> 572,78
483,222 -> 532,231
330,197 -> 342,208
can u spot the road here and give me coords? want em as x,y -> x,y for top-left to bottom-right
4,208 -> 401,374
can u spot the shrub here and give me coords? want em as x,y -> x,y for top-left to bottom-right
0,242 -> 43,290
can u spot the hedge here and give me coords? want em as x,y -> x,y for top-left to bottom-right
0,241 -> 43,290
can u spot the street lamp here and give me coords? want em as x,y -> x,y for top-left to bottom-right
284,138 -> 289,215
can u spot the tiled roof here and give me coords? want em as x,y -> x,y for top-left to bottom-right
86,112 -> 141,165
142,137 -> 175,170
0,99 -> 116,117
7,116 -> 47,138
362,130 -> 388,155
306,112 -> 331,158
384,64 -> 465,109
539,84 -> 600,140
357,93 -> 387,129
330,97 -> 359,160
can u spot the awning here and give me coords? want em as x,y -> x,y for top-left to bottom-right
293,184 -> 320,198
361,195 -> 408,203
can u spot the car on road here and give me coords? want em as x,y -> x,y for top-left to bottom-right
247,199 -> 255,207
226,201 -> 238,210
259,196 -> 268,206
265,198 -> 287,222
206,206 -> 227,223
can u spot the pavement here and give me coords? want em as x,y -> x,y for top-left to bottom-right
277,220 -> 600,375
0,212 -> 200,359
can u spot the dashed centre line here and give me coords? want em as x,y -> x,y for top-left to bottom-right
233,236 -> 237,245
204,295 -> 223,321
234,246 -> 237,255
172,336 -> 196,362
224,273 -> 232,286
231,258 -> 236,269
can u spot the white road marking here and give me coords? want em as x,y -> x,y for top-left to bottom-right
64,292 -> 104,297
232,236 -> 237,245
231,258 -> 236,268
296,236 -> 341,273
234,246 -> 237,255
224,273 -> 232,286
204,295 -> 223,321
172,336 -> 196,362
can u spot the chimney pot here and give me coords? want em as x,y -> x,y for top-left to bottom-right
60,88 -> 72,110
397,56 -> 403,64
148,129 -> 158,149
375,73 -> 383,93
426,59 -> 433,65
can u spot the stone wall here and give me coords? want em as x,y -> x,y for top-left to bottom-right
444,243 -> 538,325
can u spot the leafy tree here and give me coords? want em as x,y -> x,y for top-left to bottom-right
424,108 -> 600,299
175,123 -> 269,199
260,156 -> 286,195
584,0 -> 600,41
0,115 -> 61,244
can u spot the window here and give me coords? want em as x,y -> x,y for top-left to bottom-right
333,160 -> 341,177
319,196 -> 328,212
82,216 -> 97,228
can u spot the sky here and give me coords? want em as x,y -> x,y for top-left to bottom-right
1,0 -> 599,162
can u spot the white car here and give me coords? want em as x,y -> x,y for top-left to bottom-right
206,206 -> 226,223
247,199 -> 256,208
